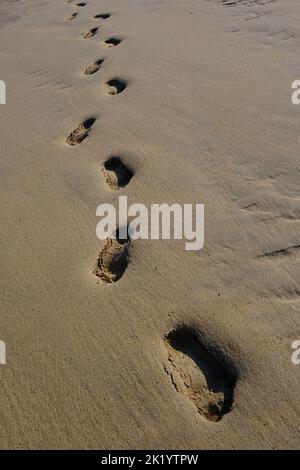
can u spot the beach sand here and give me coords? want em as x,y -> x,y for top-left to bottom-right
0,0 -> 299,449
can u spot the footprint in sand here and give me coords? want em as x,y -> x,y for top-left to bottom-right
83,28 -> 98,39
102,156 -> 133,189
76,2 -> 86,7
94,229 -> 130,283
105,78 -> 127,95
66,117 -> 96,145
104,37 -> 122,47
94,13 -> 111,20
65,12 -> 78,21
164,326 -> 236,422
84,59 -> 104,75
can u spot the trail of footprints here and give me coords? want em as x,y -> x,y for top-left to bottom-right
63,1 -> 238,422
64,4 -> 130,284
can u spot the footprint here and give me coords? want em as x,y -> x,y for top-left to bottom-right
94,13 -> 111,20
65,12 -> 78,21
76,2 -> 86,7
164,326 -> 236,422
66,117 -> 96,145
94,229 -> 130,283
102,156 -> 133,189
104,37 -> 122,47
105,78 -> 127,95
83,28 -> 98,39
84,59 -> 104,75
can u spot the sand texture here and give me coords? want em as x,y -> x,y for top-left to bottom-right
0,0 -> 299,449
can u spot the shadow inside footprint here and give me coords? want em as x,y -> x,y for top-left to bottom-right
84,59 -> 104,75
105,37 -> 122,47
106,78 -> 127,95
165,326 -> 236,422
94,228 -> 130,283
94,13 -> 111,19
83,28 -> 98,39
76,2 -> 86,6
66,117 -> 96,145
102,156 -> 133,189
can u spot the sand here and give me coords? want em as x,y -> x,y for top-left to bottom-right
0,0 -> 299,449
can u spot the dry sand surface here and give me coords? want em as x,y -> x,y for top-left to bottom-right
0,0 -> 300,449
